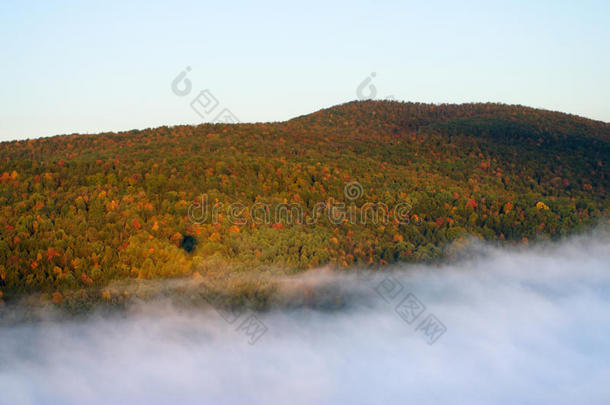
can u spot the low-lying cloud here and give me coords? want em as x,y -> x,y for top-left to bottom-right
1,231 -> 609,404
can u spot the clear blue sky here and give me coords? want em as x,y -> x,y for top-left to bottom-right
1,0 -> 609,141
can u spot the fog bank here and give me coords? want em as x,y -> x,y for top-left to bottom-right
1,233 -> 609,405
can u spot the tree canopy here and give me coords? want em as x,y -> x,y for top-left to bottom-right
0,100 -> 607,308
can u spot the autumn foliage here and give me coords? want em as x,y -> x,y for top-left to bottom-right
0,100 -> 607,305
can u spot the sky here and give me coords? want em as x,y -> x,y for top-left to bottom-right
1,0 -> 609,141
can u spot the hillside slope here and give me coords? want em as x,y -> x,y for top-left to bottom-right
0,101 -> 608,306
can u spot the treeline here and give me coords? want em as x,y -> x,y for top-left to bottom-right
0,100 -> 608,306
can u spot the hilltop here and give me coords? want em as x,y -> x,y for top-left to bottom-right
0,100 -> 608,310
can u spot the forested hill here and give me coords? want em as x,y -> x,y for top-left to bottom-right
0,101 -> 608,306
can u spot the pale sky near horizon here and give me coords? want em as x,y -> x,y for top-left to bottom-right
1,0 -> 609,141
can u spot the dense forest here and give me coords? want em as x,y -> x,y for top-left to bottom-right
0,101 -> 608,309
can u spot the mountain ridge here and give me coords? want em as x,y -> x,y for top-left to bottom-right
2,100 -> 609,145
0,100 -> 607,309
